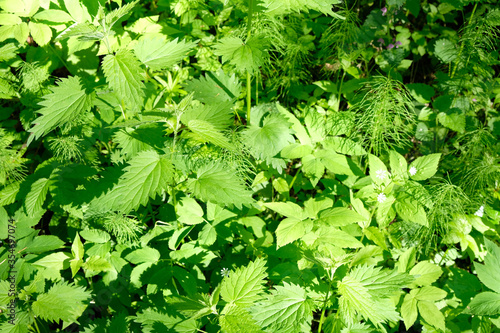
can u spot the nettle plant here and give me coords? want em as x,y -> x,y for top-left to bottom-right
0,0 -> 500,332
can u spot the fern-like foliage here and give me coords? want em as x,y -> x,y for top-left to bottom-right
28,76 -> 94,145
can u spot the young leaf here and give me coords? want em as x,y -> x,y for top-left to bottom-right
102,48 -> 145,109
409,261 -> 442,287
250,282 -> 314,332
24,177 -> 51,217
220,258 -> 267,306
134,37 -> 196,71
32,281 -> 91,326
93,150 -> 174,214
276,217 -> 308,248
408,153 -> 441,181
213,35 -> 269,74
29,76 -> 94,143
417,301 -> 445,332
187,161 -> 254,209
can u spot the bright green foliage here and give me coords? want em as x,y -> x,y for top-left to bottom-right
24,177 -> 51,217
28,76 -> 94,143
250,282 -> 314,332
91,150 -> 174,214
214,35 -> 269,74
187,161 -> 253,208
185,70 -> 241,105
220,304 -> 264,333
221,258 -> 267,306
134,37 -> 197,71
32,281 -> 91,326
102,48 -> 145,109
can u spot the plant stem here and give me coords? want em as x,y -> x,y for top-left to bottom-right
317,277 -> 333,333
451,2 -> 478,78
246,0 -> 254,124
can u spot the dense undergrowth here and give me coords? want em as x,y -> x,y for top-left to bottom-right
1,0 -> 500,332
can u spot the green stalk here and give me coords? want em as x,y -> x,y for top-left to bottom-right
246,0 -> 254,124
317,275 -> 334,333
451,2 -> 478,78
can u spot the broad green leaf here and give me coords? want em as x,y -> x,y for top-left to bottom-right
395,195 -> 428,227
318,207 -> 364,226
82,255 -> 112,276
409,261 -> 442,286
102,48 -> 145,109
241,112 -> 294,162
220,304 -> 264,333
28,22 -> 52,46
198,223 -> 216,246
401,294 -> 418,330
98,150 -> 174,213
0,14 -> 22,25
465,292 -> 500,316
408,153 -> 441,181
250,282 -> 314,332
474,238 -> 500,293
317,150 -> 358,176
276,104 -> 311,146
33,252 -> 71,271
349,265 -> 413,297
134,36 -> 196,71
418,301 -> 445,332
434,38 -> 458,63
302,154 -> 325,186
134,308 -> 200,332
221,258 -> 267,306
64,0 -> 92,23
324,137 -> 367,155
369,154 -> 389,185
172,266 -> 198,296
187,162 -> 253,209
389,150 -> 408,180
32,281 -> 91,326
29,76 -> 94,143
125,247 -> 160,264
26,235 -> 64,254
185,69 -> 241,105
406,83 -> 435,104
80,229 -> 111,243
280,143 -> 313,159
276,217 -> 308,248
213,35 -> 269,74
32,9 -> 73,23
181,101 -> 234,131
186,119 -> 234,150
314,226 -> 363,248
437,108 -> 465,133
263,202 -> 303,219
24,177 -> 51,217
177,197 -> 205,225
412,286 -> 447,301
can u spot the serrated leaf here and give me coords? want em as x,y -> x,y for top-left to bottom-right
105,0 -> 139,27
221,258 -> 267,306
181,101 -> 234,131
242,112 -> 294,162
474,238 -> 500,293
82,255 -> 112,275
213,35 -> 269,74
102,48 -> 145,109
134,36 -> 196,71
434,38 -> 458,63
276,217 -> 307,248
220,304 -> 264,333
314,225 -> 363,248
185,69 -> 241,105
401,294 -> 418,330
24,177 -> 51,217
187,161 -> 253,209
26,235 -> 64,254
418,301 -> 445,331
408,153 -> 441,181
29,76 -> 94,143
318,207 -> 364,226
96,150 -> 174,213
125,247 -> 160,264
250,282 -> 314,331
465,292 -> 500,316
409,261 -> 442,286
325,137 -> 367,155
186,119 -> 235,150
437,108 -> 465,133
412,286 -> 447,301
28,22 -> 52,46
80,229 -> 111,243
32,281 -> 91,325
317,149 -> 359,176
263,202 -> 303,218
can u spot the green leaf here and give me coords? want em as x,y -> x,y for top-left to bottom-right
465,292 -> 500,316
80,229 -> 111,243
185,119 -> 235,150
401,294 -> 418,330
369,154 -> 389,185
32,9 -> 74,23
437,108 -> 465,133
221,258 -> 267,306
276,217 -> 308,248
242,112 -> 294,163
33,252 -> 71,271
409,261 -> 442,286
176,197 -> 205,225
263,202 -> 303,219
220,304 -> 264,333
24,177 -> 51,217
32,281 -> 91,325
318,207 -> 364,226
105,0 -> 139,28
412,286 -> 447,301
181,101 -> 234,131
29,76 -> 94,143
406,83 -> 435,104
28,22 -> 52,46
102,48 -> 145,109
96,150 -> 174,213
185,69 -> 241,105
213,35 -> 269,74
134,36 -> 196,71
26,235 -> 64,254
125,247 -> 161,264
302,154 -> 325,186
317,150 -> 359,176
314,226 -> 363,248
418,301 -> 445,332
389,150 -> 408,180
82,255 -> 112,276
187,162 -> 253,209
250,282 -> 314,332
64,0 -> 92,23
324,137 -> 367,155
434,38 -> 458,63
395,194 -> 428,227
408,153 -> 441,181
474,238 -> 500,293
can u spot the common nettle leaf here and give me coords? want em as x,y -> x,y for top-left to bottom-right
32,281 -> 91,327
250,282 -> 314,332
213,35 -> 269,74
102,48 -> 145,109
24,177 -> 51,217
185,70 -> 241,105
29,76 -> 94,144
134,36 -> 197,71
185,119 -> 235,150
187,161 -> 254,208
181,101 -> 234,131
221,258 -> 267,306
220,304 -> 264,333
92,150 -> 174,214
